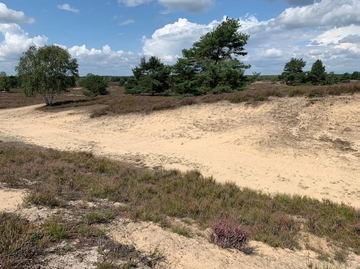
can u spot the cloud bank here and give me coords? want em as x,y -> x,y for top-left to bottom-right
1,0 -> 359,75
118,0 -> 213,12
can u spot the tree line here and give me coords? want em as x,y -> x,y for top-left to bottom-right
279,58 -> 360,86
1,16 -> 359,105
122,17 -> 254,96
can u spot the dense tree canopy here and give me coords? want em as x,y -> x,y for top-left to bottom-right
0,72 -> 10,92
126,18 -> 252,96
15,45 -> 78,106
125,56 -> 171,95
351,71 -> 360,80
79,73 -> 108,97
309,59 -> 326,85
172,17 -> 251,95
280,58 -> 307,85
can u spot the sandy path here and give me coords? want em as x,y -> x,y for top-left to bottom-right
0,95 -> 359,208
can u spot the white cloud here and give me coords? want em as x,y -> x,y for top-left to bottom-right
118,0 -> 152,7
262,48 -> 283,58
0,3 -> 34,24
0,23 -> 48,61
263,0 -> 315,6
313,25 -> 360,46
159,0 -> 213,13
66,44 -> 141,75
339,34 -> 360,44
57,3 -> 80,14
141,1 -> 360,75
118,0 -> 213,12
2,0 -> 360,76
119,19 -> 135,25
142,18 -> 219,62
272,0 -> 360,29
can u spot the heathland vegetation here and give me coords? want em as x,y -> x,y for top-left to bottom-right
0,16 -> 360,268
1,141 -> 359,267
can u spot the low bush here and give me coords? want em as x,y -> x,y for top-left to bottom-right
207,218 -> 251,253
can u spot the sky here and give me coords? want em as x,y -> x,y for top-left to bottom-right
0,0 -> 360,76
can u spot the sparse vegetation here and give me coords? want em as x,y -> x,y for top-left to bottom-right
1,141 -> 359,263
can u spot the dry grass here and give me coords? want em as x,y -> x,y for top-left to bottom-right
2,81 -> 360,118
1,141 -> 359,259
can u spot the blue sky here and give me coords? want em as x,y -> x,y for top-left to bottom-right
1,0 -> 360,76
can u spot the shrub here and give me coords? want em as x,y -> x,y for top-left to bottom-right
79,73 -> 108,97
207,218 -> 251,252
288,87 -> 306,97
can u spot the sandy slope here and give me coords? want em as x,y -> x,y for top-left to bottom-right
1,94 -> 360,268
1,94 -> 359,208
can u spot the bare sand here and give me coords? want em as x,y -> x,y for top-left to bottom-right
1,94 -> 359,207
0,94 -> 359,268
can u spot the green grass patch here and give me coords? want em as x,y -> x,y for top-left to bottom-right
171,225 -> 192,237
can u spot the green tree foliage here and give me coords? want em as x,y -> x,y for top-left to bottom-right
0,72 -> 11,92
15,45 -> 78,106
78,73 -> 108,97
326,72 -> 340,85
8,76 -> 19,88
309,59 -> 326,85
280,58 -> 307,86
351,71 -> 360,80
172,17 -> 251,95
125,56 -> 171,95
340,72 -> 351,83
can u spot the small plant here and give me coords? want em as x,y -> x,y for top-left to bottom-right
334,248 -> 348,263
42,216 -> 71,242
85,211 -> 115,225
171,225 -> 192,237
207,218 -> 251,253
0,212 -> 42,267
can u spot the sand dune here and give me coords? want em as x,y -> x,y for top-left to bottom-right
1,94 -> 360,268
1,94 -> 359,208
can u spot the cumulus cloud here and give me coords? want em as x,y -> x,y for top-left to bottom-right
263,0 -> 315,6
142,18 -> 219,62
0,3 -> 34,24
0,24 -> 48,59
141,0 -> 360,75
339,34 -> 360,44
118,0 -> 213,12
313,25 -> 360,46
66,44 -> 141,75
57,3 -> 80,13
159,0 -> 213,13
272,0 -> 360,29
0,23 -> 48,73
118,0 -> 152,7
2,0 -> 360,76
